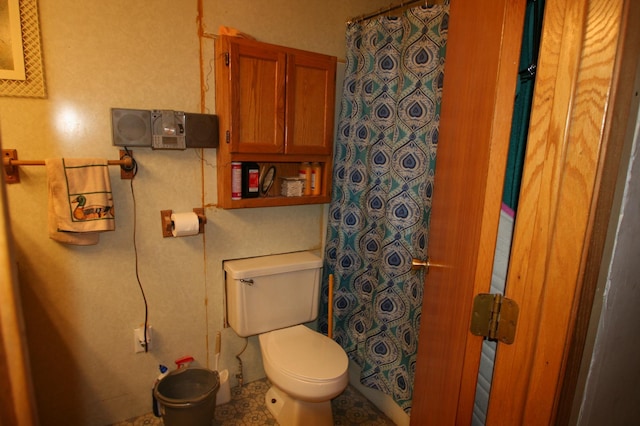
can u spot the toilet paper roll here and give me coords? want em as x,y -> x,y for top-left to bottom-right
171,212 -> 200,237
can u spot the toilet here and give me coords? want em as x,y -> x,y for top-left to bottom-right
224,251 -> 348,426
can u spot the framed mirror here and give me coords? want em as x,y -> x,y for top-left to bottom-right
260,165 -> 276,196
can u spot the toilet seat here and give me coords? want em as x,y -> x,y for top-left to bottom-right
260,325 -> 348,381
259,325 -> 349,401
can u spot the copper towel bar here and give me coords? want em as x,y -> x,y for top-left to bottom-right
2,149 -> 135,184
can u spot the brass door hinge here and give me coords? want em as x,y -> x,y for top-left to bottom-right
470,293 -> 519,344
224,52 -> 230,66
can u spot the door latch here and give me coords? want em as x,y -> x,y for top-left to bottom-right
411,257 -> 430,272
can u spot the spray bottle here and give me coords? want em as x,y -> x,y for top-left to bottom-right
152,364 -> 169,417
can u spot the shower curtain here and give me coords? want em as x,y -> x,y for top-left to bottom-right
319,4 -> 448,413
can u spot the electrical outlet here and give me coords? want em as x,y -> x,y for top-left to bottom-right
134,326 -> 152,353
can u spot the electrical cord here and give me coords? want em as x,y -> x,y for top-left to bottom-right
123,148 -> 149,352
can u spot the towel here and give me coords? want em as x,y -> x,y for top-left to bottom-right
46,158 -> 115,245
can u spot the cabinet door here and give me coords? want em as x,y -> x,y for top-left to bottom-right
228,39 -> 286,153
285,52 -> 336,155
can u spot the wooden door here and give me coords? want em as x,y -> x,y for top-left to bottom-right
411,0 -> 639,424
410,0 -> 526,423
225,37 -> 286,154
0,141 -> 39,424
487,0 -> 639,424
284,52 -> 336,155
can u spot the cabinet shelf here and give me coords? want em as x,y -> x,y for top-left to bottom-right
222,194 -> 331,209
216,159 -> 333,209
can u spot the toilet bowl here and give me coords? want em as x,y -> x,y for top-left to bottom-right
260,325 -> 349,401
259,325 -> 348,425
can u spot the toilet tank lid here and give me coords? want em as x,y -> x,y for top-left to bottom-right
224,251 -> 323,279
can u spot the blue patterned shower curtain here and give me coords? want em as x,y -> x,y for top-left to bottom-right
319,4 -> 448,413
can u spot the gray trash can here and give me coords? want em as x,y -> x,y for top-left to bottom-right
153,368 -> 220,426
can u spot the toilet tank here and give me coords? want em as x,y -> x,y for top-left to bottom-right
224,251 -> 323,337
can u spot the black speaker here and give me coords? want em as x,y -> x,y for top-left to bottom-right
111,108 -> 152,147
185,113 -> 219,148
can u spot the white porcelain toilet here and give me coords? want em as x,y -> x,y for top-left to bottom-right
224,251 -> 348,426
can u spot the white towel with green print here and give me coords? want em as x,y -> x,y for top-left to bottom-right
46,158 -> 115,245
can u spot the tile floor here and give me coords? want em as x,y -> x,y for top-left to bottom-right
112,378 -> 395,425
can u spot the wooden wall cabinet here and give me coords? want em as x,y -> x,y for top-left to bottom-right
215,35 -> 337,208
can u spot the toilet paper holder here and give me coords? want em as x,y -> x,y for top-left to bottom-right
160,208 -> 206,238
